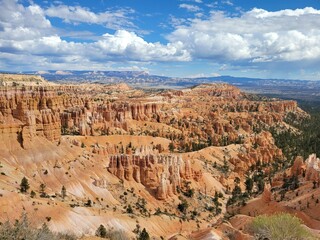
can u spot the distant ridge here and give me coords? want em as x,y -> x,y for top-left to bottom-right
0,73 -> 51,87
2,70 -> 320,101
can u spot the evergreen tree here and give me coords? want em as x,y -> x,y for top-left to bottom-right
126,204 -> 133,214
138,228 -> 150,240
168,142 -> 175,152
61,185 -> 67,199
39,183 -> 46,197
245,177 -> 253,193
20,177 -> 30,193
177,199 -> 189,214
95,224 -> 107,238
30,190 -> 36,198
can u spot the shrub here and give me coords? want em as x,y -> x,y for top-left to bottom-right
126,204 -> 133,214
106,229 -> 129,240
250,213 -> 316,240
95,224 -> 128,239
0,214 -> 76,240
177,199 -> 189,214
30,190 -> 36,198
95,224 -> 107,238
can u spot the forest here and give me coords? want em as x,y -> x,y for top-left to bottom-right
271,100 -> 320,163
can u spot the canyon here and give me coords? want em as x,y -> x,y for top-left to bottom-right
0,74 -> 318,239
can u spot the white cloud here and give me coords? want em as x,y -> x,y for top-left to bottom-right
179,4 -> 201,12
36,70 -> 50,74
55,70 -> 72,75
0,0 -> 52,41
168,7 -> 320,63
168,15 -> 190,28
2,0 -> 320,78
94,30 -> 190,61
222,0 -> 233,6
0,0 -> 190,70
45,4 -> 136,30
187,72 -> 220,78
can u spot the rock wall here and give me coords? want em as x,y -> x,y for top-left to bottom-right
107,153 -> 202,200
0,83 -> 304,156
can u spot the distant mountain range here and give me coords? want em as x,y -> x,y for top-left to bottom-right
3,70 -> 320,102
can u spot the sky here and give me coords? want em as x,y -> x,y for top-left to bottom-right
1,0 -> 320,79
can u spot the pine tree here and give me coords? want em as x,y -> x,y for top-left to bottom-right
95,224 -> 107,238
61,185 -> 67,199
30,190 -> 36,198
245,177 -> 253,193
126,204 -> 133,214
138,228 -> 150,240
20,177 -> 30,193
39,183 -> 46,197
169,142 -> 175,152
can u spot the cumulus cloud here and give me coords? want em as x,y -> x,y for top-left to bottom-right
0,0 -> 52,41
0,0 -> 190,70
179,4 -> 201,12
45,4 -> 136,30
2,0 -> 320,75
168,7 -> 320,63
94,30 -> 190,61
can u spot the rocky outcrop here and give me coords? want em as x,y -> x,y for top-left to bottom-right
107,153 -> 202,200
290,154 -> 320,183
261,184 -> 272,203
291,156 -> 305,176
192,83 -> 242,99
0,73 -> 50,86
305,154 -> 320,182
229,131 -> 283,174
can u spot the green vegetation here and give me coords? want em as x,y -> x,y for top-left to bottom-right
245,177 -> 253,194
39,183 -> 46,198
177,198 -> 189,214
96,225 -> 107,238
61,185 -> 67,199
138,228 -> 150,240
30,190 -> 36,198
95,224 -> 128,239
271,106 -> 320,164
133,225 -> 150,240
250,213 -> 316,240
0,214 -> 76,240
227,177 -> 251,206
180,181 -> 195,198
168,142 -> 175,152
126,204 -> 133,214
20,177 -> 30,193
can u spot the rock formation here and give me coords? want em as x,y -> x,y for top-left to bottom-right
107,153 -> 201,200
261,184 -> 272,203
291,156 -> 305,176
0,77 -> 315,239
305,154 -> 320,182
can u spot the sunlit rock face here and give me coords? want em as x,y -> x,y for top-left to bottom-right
107,152 -> 202,200
305,154 -> 320,182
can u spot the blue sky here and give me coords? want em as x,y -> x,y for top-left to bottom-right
1,0 -> 320,79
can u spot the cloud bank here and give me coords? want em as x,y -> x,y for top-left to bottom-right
168,7 -> 320,63
1,0 -> 320,74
